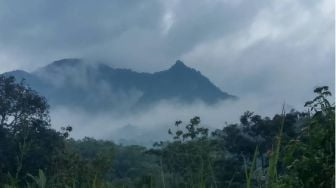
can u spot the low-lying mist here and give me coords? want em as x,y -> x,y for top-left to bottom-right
50,94 -> 296,146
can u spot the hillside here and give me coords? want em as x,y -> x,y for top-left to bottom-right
3,59 -> 237,112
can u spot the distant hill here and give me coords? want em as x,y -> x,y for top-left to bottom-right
2,59 -> 237,112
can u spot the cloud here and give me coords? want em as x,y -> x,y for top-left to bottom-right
50,96 -> 294,146
182,0 -> 334,110
0,0 -> 334,141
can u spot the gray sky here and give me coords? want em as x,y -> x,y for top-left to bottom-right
0,0 -> 334,113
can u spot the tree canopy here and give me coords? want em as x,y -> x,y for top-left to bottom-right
0,75 -> 334,188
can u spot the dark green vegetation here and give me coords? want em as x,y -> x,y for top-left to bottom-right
3,59 -> 236,113
0,75 -> 334,187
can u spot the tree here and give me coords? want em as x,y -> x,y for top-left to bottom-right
0,76 -> 68,185
278,86 -> 335,187
150,117 -> 217,188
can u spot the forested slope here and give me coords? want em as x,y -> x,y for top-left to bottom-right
0,75 -> 334,188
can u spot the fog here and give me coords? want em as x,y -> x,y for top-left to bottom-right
50,93 -> 300,146
0,0 -> 333,146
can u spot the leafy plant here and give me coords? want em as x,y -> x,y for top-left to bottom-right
27,169 -> 47,188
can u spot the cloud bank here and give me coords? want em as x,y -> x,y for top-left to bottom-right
50,96 -> 305,146
0,0 -> 334,143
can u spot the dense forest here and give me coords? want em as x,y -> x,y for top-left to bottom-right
0,75 -> 334,188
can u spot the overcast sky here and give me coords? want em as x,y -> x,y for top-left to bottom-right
0,0 -> 334,113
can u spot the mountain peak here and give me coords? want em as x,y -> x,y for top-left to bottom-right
3,59 -> 237,111
169,60 -> 191,71
47,58 -> 83,68
37,58 -> 85,74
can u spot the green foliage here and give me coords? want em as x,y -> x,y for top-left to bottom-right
0,76 -> 333,188
265,106 -> 285,188
244,146 -> 259,188
0,76 -> 69,186
27,169 -> 47,188
150,117 -> 216,188
277,86 -> 335,188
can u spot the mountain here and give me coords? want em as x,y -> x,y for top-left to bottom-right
2,58 -> 237,112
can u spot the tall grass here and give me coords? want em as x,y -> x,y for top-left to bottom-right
244,146 -> 259,188
27,169 -> 47,188
266,106 -> 285,188
245,105 -> 286,188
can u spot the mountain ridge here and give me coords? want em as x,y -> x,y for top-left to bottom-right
2,58 -> 237,112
